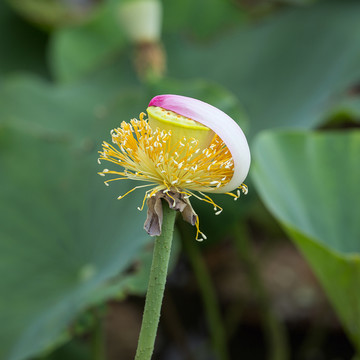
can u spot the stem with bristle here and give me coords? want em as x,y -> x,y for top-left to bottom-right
134,200 -> 176,360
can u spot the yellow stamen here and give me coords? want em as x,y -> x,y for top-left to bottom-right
99,113 -> 246,238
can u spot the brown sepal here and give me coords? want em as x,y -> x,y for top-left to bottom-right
144,190 -> 197,236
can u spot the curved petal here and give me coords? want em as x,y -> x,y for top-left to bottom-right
149,95 -> 251,193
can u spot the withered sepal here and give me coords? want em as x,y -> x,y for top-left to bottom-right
144,190 -> 197,236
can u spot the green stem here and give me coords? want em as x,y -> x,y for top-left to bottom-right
233,221 -> 289,360
180,224 -> 230,360
135,201 -> 177,360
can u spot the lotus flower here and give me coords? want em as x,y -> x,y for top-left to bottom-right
98,95 -> 250,240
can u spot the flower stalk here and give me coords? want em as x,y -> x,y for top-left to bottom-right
135,200 -> 177,360
118,0 -> 165,81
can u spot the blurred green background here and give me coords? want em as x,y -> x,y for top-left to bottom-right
1,0 -> 360,359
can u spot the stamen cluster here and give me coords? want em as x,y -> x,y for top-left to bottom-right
98,113 -> 247,240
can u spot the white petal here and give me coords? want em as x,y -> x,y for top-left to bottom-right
149,95 -> 251,193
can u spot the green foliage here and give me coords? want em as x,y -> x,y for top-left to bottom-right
0,72 -> 151,360
6,0 -> 98,28
162,0 -> 245,39
2,0 -> 360,358
252,131 -> 360,352
0,2 -> 48,78
321,95 -> 360,127
49,2 -> 127,83
49,0 -> 245,83
166,1 -> 360,137
0,67 -> 246,358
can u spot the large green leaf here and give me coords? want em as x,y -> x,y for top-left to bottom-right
166,1 -> 360,137
0,126 -> 149,360
162,0 -> 245,39
0,71 -> 151,360
252,130 -> 360,353
49,1 -> 127,83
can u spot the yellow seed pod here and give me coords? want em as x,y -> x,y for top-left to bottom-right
146,106 -> 215,152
